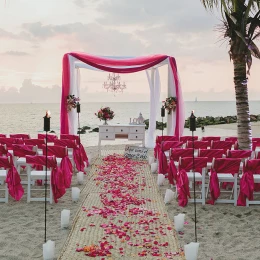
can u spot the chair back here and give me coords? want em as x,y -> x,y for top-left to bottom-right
0,137 -> 23,149
10,134 -> 30,140
252,138 -> 260,151
160,141 -> 183,151
24,139 -> 45,149
38,133 -> 58,142
54,139 -> 77,149
12,144 -> 37,157
227,149 -> 252,159
201,136 -> 221,146
180,135 -> 199,144
186,140 -> 208,149
60,134 -> 80,145
244,159 -> 260,173
224,137 -> 238,144
0,134 -> 6,138
198,149 -> 224,162
170,148 -> 193,161
0,156 -> 12,168
179,157 -> 208,173
26,155 -> 57,168
42,145 -> 68,158
212,158 -> 241,173
156,135 -> 178,144
211,140 -> 233,152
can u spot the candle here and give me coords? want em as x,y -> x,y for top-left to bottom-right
164,189 -> 175,204
43,111 -> 51,132
184,242 -> 200,260
77,172 -> 84,185
157,173 -> 165,186
43,240 -> 55,260
71,187 -> 80,202
151,162 -> 158,173
61,209 -> 70,229
189,110 -> 196,131
174,213 -> 185,232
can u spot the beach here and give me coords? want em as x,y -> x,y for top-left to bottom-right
0,123 -> 260,259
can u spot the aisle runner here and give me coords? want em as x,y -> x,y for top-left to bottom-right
58,154 -> 184,260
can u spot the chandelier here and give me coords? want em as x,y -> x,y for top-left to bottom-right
103,73 -> 126,93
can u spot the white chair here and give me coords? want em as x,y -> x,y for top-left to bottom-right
26,155 -> 55,203
208,158 -> 241,205
0,158 -> 9,203
177,156 -> 208,206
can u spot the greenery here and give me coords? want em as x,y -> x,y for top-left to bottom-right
201,0 -> 260,149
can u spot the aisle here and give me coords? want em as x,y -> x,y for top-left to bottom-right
58,150 -> 184,260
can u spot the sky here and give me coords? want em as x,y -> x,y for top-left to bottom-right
0,0 -> 260,102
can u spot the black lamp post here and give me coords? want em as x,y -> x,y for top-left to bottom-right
76,102 -> 82,171
189,110 -> 197,242
43,110 -> 50,243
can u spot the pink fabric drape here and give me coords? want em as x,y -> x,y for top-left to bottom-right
168,160 -> 177,185
12,144 -> 36,157
0,156 -> 24,201
60,53 -> 182,138
207,158 -> 241,205
0,137 -> 23,149
26,155 -> 66,203
238,159 -> 260,206
60,134 -> 80,145
43,145 -> 73,188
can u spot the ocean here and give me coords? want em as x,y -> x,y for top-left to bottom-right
0,101 -> 259,147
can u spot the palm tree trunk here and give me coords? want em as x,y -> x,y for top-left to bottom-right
233,58 -> 252,150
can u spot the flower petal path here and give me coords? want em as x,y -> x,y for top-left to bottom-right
58,149 -> 184,260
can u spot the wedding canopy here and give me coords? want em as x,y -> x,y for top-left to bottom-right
60,52 -> 185,147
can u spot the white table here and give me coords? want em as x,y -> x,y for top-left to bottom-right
98,124 -> 145,155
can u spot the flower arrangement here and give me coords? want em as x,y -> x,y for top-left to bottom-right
163,96 -> 177,114
95,107 -> 115,123
67,95 -> 80,111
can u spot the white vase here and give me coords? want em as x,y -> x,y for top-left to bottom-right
151,162 -> 158,173
184,242 -> 200,260
43,240 -> 55,260
174,213 -> 185,232
164,189 -> 175,204
71,187 -> 80,202
77,172 -> 84,185
61,209 -> 70,229
157,174 -> 165,186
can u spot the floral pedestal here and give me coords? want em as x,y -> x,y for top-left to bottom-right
103,120 -> 108,125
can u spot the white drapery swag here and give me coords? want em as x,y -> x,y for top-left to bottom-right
146,68 -> 161,148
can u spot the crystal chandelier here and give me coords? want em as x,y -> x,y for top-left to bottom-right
103,73 -> 126,93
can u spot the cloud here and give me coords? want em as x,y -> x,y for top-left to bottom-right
2,51 -> 30,56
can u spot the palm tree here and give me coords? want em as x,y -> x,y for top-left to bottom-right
201,0 -> 260,150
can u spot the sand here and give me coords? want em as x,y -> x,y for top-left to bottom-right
0,124 -> 260,260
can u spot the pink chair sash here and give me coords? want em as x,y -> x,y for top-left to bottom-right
54,139 -> 86,172
208,158 -> 241,205
0,156 -> 24,201
168,160 -> 177,185
24,139 -> 45,149
238,159 -> 260,206
224,137 -> 237,144
201,136 -> 221,146
79,143 -> 89,167
170,148 -> 193,162
227,150 -> 252,159
186,141 -> 208,149
0,134 -> 6,138
38,133 -> 58,142
154,136 -> 178,158
43,145 -> 73,188
0,137 -> 23,149
26,155 -> 66,203
0,145 -> 8,156
12,144 -> 36,157
60,134 -> 80,145
10,134 -> 30,140
211,141 -> 233,152
198,149 -> 224,162
180,135 -> 198,143
177,169 -> 190,207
